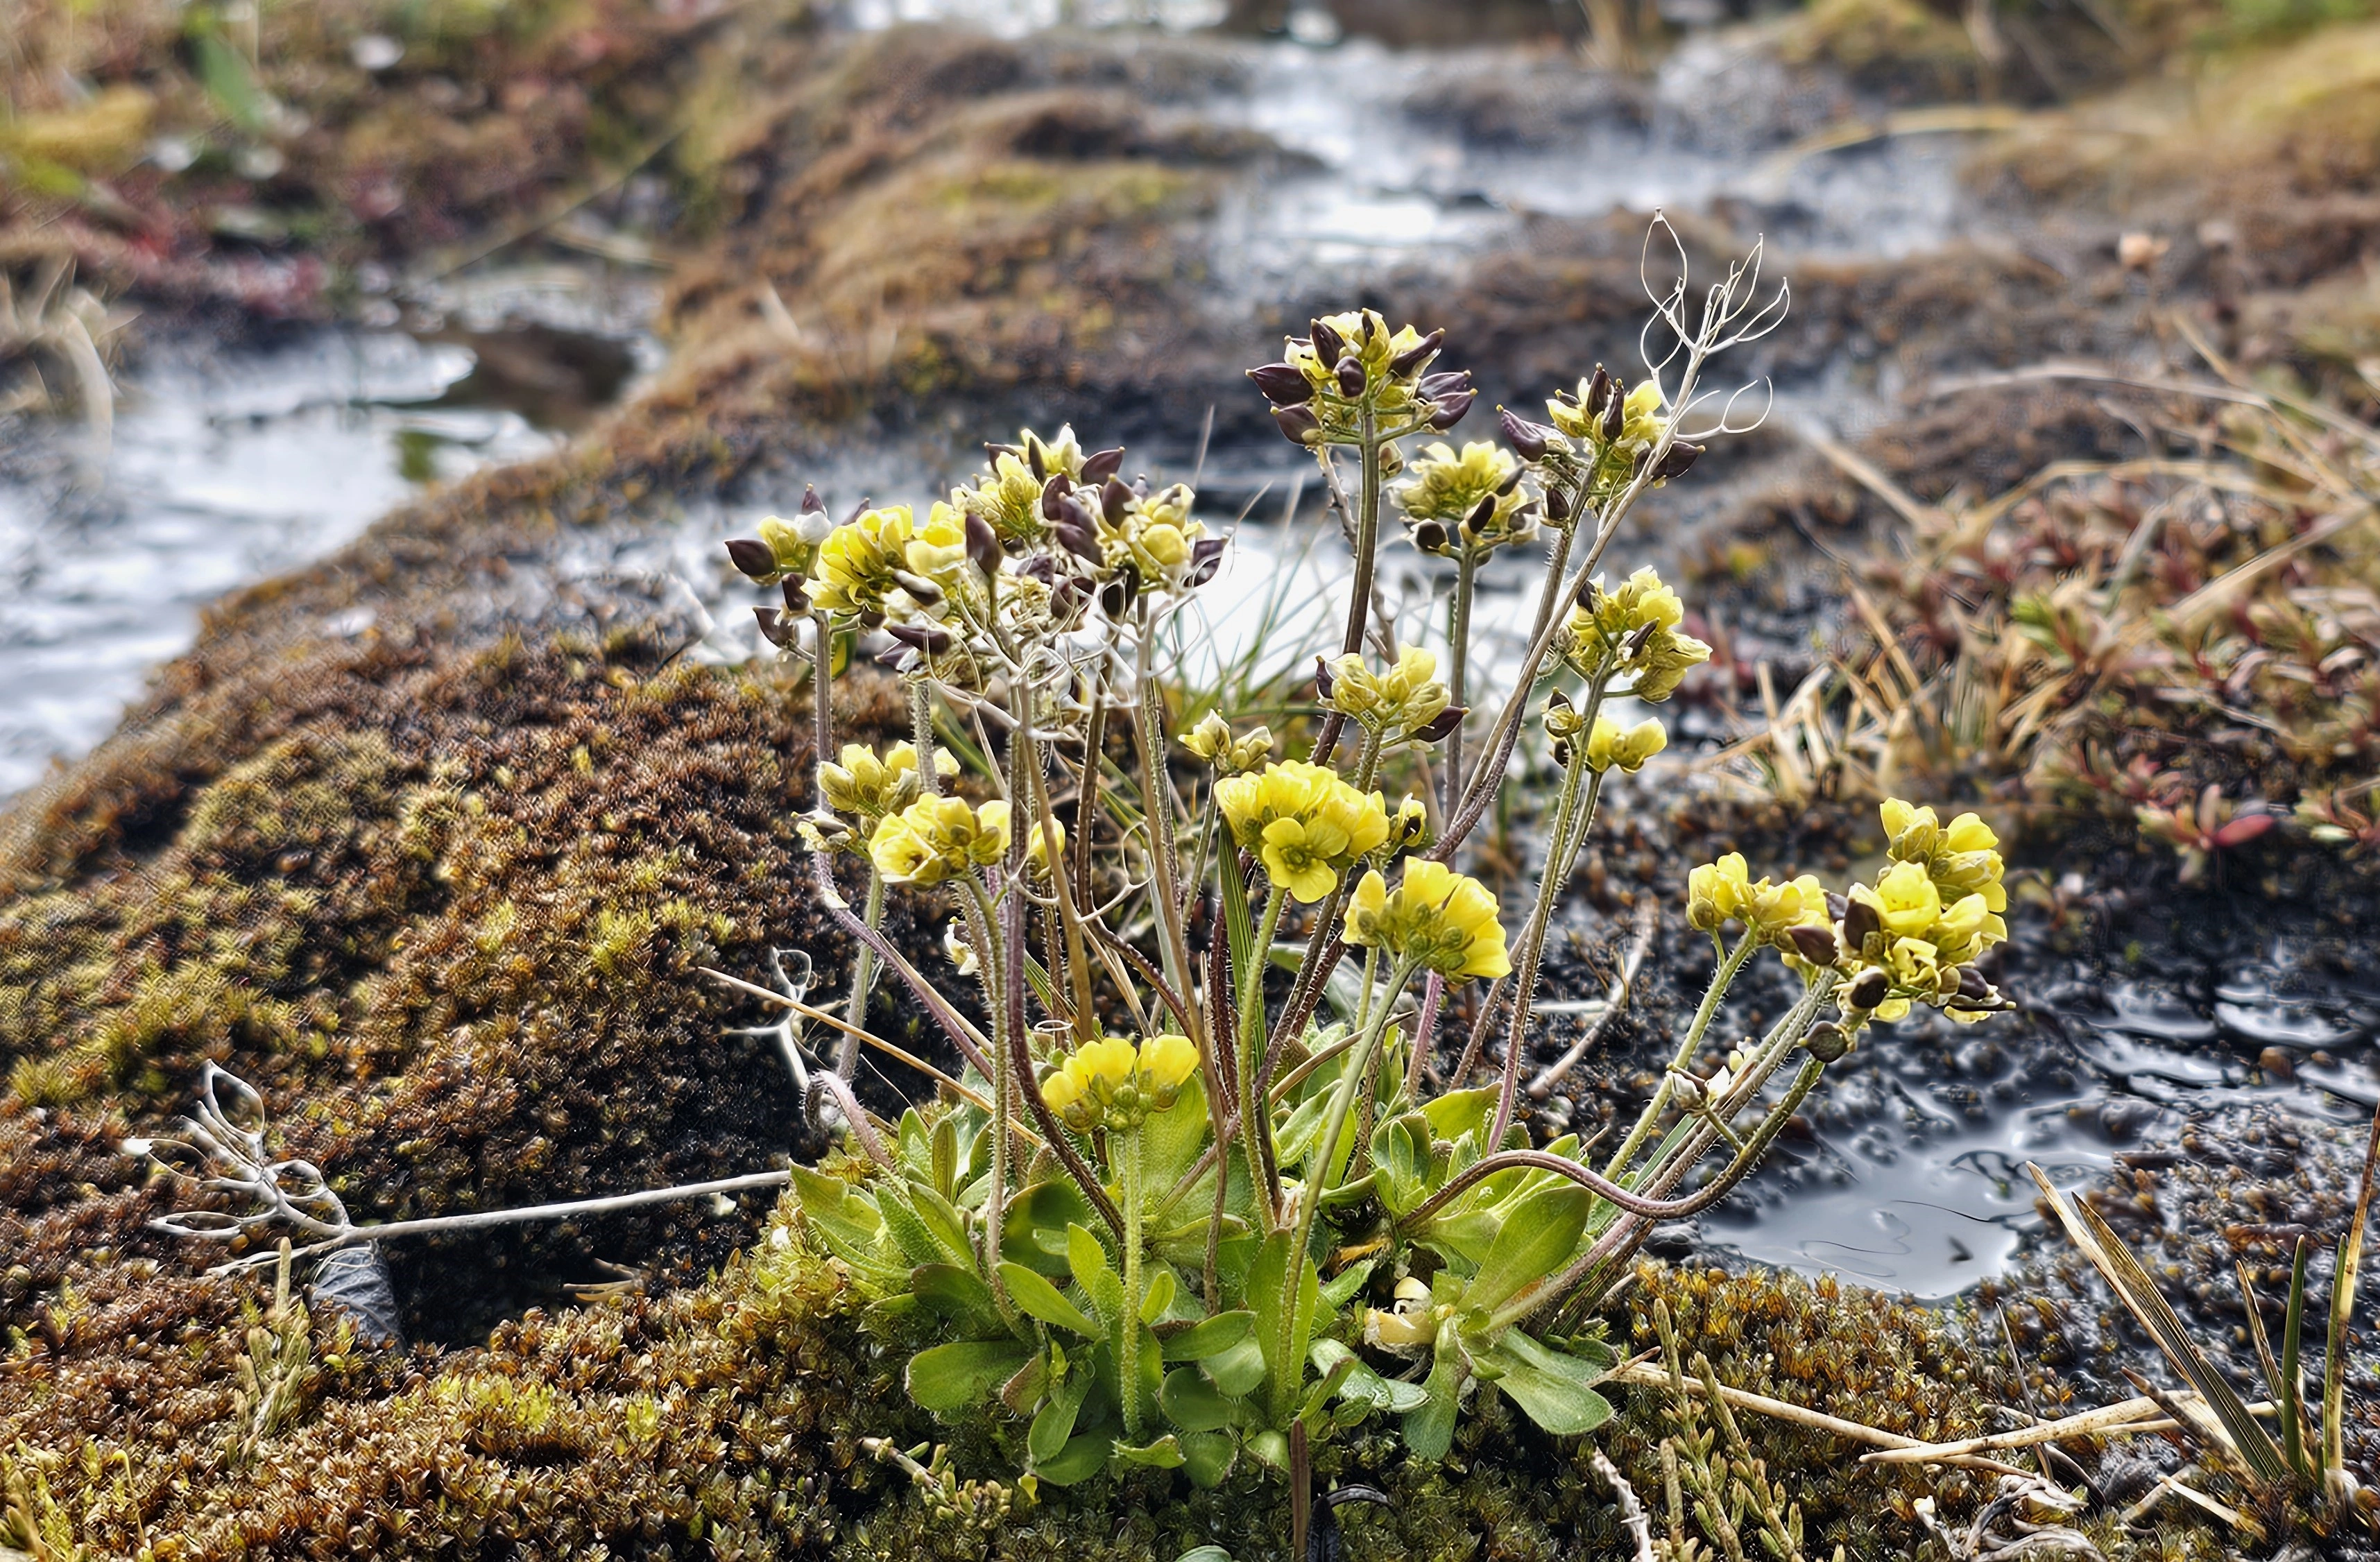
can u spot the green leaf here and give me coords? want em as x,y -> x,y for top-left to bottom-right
1476,1331 -> 1613,1436
1373,1114 -> 1429,1216
1029,1364 -> 1095,1463
790,1166 -> 898,1278
1247,1229 -> 1322,1422
878,1185 -> 957,1270
1310,1338 -> 1430,1414
1139,1074 -> 1210,1194
1245,1428 -> 1290,1472
932,1111 -> 961,1198
998,1262 -> 1102,1337
1202,1335 -> 1267,1398
1068,1224 -> 1127,1326
1421,1087 -> 1498,1145
1161,1366 -> 1238,1433
1319,1258 -> 1374,1310
1140,1266 -> 1178,1324
1298,1350 -> 1360,1429
1162,1310 -> 1255,1362
1003,1179 -> 1093,1276
907,1181 -> 975,1264
911,1263 -> 1003,1334
1179,1432 -> 1235,1491
1402,1337 -> 1464,1461
1113,1434 -> 1187,1469
907,1339 -> 1031,1414
1462,1185 -> 1595,1318
192,31 -> 269,134
1035,1431 -> 1109,1487
1179,1547 -> 1235,1562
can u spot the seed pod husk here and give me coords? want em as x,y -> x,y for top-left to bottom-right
754,606 -> 797,648
885,621 -> 954,655
1418,370 -> 1471,400
1412,520 -> 1450,554
781,576 -> 812,613
1496,463 -> 1525,495
1462,493 -> 1497,538
1313,656 -> 1336,699
725,538 -> 778,581
1099,575 -> 1129,617
1543,487 -> 1570,524
1247,363 -> 1313,405
1654,441 -> 1704,481
1842,899 -> 1882,952
1101,477 -> 1133,524
1388,327 -> 1444,377
1185,536 -> 1226,587
1412,705 -> 1466,743
891,569 -> 944,606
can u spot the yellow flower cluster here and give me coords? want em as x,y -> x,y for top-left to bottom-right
1286,309 -> 1444,419
1686,854 -> 1830,952
1344,859 -> 1511,981
1181,712 -> 1274,776
950,427 -> 1088,546
1547,377 -> 1667,452
1041,1033 -> 1199,1131
811,502 -> 977,624
1216,760 -> 1392,902
819,742 -> 955,827
1324,645 -> 1454,742
1097,481 -> 1207,590
869,796 -> 1009,887
1393,440 -> 1536,558
1561,566 -> 1712,701
1583,714 -> 1667,774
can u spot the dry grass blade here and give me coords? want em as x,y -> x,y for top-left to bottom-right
1609,1358 -> 2037,1478
2026,1162 -> 2291,1483
2323,1105 -> 2380,1493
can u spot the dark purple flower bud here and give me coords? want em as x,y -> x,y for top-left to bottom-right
1055,521 -> 1104,565
1632,447 -> 1652,478
891,569 -> 944,606
1313,656 -> 1335,698
985,442 -> 1020,464
1389,327 -> 1444,377
1057,494 -> 1095,535
1027,440 -> 1047,481
1040,474 -> 1073,521
1825,891 -> 1849,921
1412,520 -> 1449,553
1653,441 -> 1704,481
1310,318 -> 1346,366
1248,362 -> 1314,405
1462,493 -> 1497,538
1335,357 -> 1366,399
1053,577 -> 1088,615
1102,477 -> 1133,524
801,484 -> 825,514
1601,383 -> 1625,442
1081,446 -> 1126,483
1418,370 -> 1471,400
966,510 -> 1001,578
725,538 -> 778,581
885,621 -> 954,655
1412,705 -> 1466,743
1185,536 -> 1226,587
1803,1022 -> 1850,1064
1786,924 -> 1840,967
1543,487 -> 1570,524
1585,364 -> 1611,418
1499,407 -> 1550,460
1496,463 -> 1524,496
1845,968 -> 1892,1012
1957,966 -> 1994,1002
1842,898 -> 1882,952
1274,405 -> 1322,444
1427,388 -> 1475,429
845,496 -> 874,525
1357,313 -> 1376,345
755,606 -> 797,648
782,576 -> 812,614
1020,555 -> 1055,585
1099,567 -> 1137,617
859,608 -> 884,630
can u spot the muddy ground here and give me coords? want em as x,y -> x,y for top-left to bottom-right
4,1 -> 2380,1557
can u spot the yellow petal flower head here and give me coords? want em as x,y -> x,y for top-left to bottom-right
1343,859 -> 1511,981
868,795 -> 1009,887
1388,796 -> 1430,852
1561,565 -> 1711,700
1852,859 -> 1942,941
1098,481 -> 1209,590
1137,1033 -> 1199,1106
1324,644 -> 1453,741
1686,852 -> 1751,934
1043,1033 -> 1197,1130
811,504 -> 919,621
1217,761 -> 1389,898
1261,816 -> 1350,903
1880,798 -> 2010,917
819,741 -> 954,824
1183,712 -> 1274,777
1583,715 -> 1668,774
975,801 -> 1063,871
1394,440 -> 1536,558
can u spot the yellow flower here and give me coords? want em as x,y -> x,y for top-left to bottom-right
977,802 -> 1063,870
868,795 -> 1009,887
1261,816 -> 1350,904
1098,481 -> 1209,590
1218,762 -> 1389,898
1138,1033 -> 1199,1097
819,741 -> 954,824
1325,644 -> 1450,740
1583,715 -> 1668,774
1563,566 -> 1711,701
1043,1033 -> 1199,1131
1344,858 -> 1511,981
1686,853 -> 1752,933
1041,1067 -> 1085,1122
1856,860 -> 1944,941
810,505 -> 914,620
1388,796 -> 1430,851
1182,712 -> 1274,776
1394,440 -> 1535,557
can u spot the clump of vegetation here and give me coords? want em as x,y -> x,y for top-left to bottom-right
1745,333 -> 2379,879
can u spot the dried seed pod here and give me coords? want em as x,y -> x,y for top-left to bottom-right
1803,1022 -> 1851,1065
1185,536 -> 1226,587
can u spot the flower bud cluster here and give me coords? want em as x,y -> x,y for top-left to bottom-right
1344,858 -> 1511,981
1392,440 -> 1538,559
1181,712 -> 1274,776
1041,1033 -> 1199,1131
1559,565 -> 1713,701
1215,760 -> 1392,903
1321,645 -> 1460,744
1247,309 -> 1475,447
868,796 -> 1061,887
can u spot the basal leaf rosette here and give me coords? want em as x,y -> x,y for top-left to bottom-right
1216,760 -> 1392,903
1343,858 -> 1512,981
